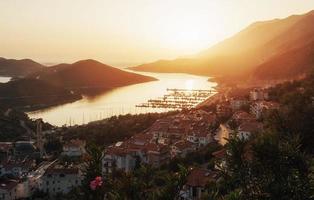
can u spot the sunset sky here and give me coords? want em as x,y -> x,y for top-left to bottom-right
1,0 -> 314,67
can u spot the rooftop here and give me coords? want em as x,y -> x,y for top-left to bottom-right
186,168 -> 218,187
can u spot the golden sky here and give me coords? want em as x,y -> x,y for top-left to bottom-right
1,0 -> 314,67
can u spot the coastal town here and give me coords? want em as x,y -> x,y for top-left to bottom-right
0,81 -> 290,199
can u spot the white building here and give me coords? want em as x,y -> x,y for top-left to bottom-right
41,167 -> 81,196
62,139 -> 86,157
186,125 -> 213,147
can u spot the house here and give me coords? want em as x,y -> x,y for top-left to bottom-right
231,111 -> 256,125
171,140 -> 195,158
0,159 -> 35,178
62,139 -> 86,157
0,180 -> 19,200
249,88 -> 269,101
41,167 -> 81,196
237,122 -> 263,140
180,168 -> 218,200
145,143 -> 170,167
230,97 -> 249,111
102,134 -> 171,174
102,142 -> 137,174
250,101 -> 280,119
149,118 -> 172,139
186,126 -> 212,147
14,141 -> 39,159
187,132 -> 212,147
216,102 -> 232,117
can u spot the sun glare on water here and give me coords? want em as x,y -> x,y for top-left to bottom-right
185,79 -> 195,91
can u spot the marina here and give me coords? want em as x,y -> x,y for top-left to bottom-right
136,88 -> 216,109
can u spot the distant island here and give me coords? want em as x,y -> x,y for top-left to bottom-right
0,58 -> 157,111
0,57 -> 44,77
130,10 -> 314,84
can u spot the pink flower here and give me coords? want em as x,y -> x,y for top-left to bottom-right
95,176 -> 103,185
90,176 -> 103,190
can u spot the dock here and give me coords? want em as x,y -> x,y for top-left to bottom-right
136,88 -> 217,110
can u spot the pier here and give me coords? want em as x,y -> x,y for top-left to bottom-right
136,88 -> 216,109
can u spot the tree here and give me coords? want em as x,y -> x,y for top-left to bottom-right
81,143 -> 104,200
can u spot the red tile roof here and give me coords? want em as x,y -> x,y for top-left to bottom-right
173,140 -> 194,151
186,168 -> 218,187
212,149 -> 226,159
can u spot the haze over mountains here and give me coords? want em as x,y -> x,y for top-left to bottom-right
131,10 -> 314,81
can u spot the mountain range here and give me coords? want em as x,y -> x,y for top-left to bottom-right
0,59 -> 156,110
131,10 -> 314,82
0,57 -> 44,77
28,59 -> 156,93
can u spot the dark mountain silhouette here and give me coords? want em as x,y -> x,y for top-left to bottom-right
0,79 -> 81,110
131,10 -> 314,81
29,59 -> 157,93
0,57 -> 44,77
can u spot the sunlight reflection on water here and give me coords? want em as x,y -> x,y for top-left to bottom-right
27,71 -> 217,126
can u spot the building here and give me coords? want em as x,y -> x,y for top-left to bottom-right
14,141 -> 39,159
250,101 -> 280,119
216,102 -> 232,117
186,130 -> 212,147
103,110 -> 217,174
102,133 -> 171,174
0,180 -> 19,200
231,111 -> 256,125
171,140 -> 195,158
62,139 -> 86,157
145,143 -> 170,167
249,88 -> 269,101
237,122 -> 263,140
180,168 -> 218,200
102,142 -> 137,174
41,167 -> 81,196
0,159 -> 35,178
230,97 -> 249,111
149,118 -> 172,139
